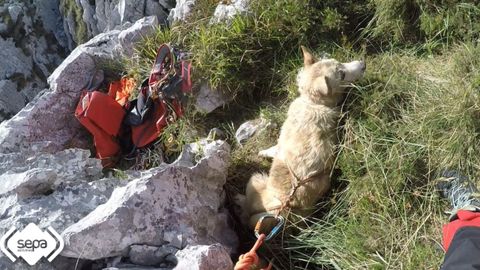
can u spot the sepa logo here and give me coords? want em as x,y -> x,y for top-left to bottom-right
0,223 -> 64,265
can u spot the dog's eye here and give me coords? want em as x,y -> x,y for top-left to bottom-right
338,69 -> 346,80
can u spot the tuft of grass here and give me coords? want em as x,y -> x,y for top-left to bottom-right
131,0 -> 317,101
158,110 -> 202,163
59,0 -> 89,45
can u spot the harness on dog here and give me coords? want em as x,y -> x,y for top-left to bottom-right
235,163 -> 322,269
267,164 -> 322,214
252,165 -> 321,240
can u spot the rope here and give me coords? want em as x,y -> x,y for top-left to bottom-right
236,163 -> 323,269
265,163 -> 321,216
234,234 -> 273,270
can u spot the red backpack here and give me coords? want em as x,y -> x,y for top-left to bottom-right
75,44 -> 192,167
125,44 -> 192,148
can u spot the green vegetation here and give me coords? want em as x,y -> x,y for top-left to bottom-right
126,0 -> 480,268
59,0 -> 88,45
290,45 -> 480,269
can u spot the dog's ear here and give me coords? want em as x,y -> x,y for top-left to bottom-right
301,46 -> 316,67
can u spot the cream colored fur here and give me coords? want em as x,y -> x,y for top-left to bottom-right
239,46 -> 366,229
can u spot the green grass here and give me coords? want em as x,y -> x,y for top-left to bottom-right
121,0 -> 480,269
289,45 -> 480,269
59,0 -> 89,45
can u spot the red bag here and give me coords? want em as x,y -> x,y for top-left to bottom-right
127,44 -> 191,148
130,97 -> 183,148
75,44 -> 192,167
108,77 -> 136,106
75,91 -> 125,167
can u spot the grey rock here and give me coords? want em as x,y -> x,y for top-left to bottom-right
208,128 -> 226,141
0,37 -> 33,80
212,0 -> 249,23
194,84 -> 232,114
72,0 -> 170,41
61,140 -> 238,260
80,0 -> 100,37
0,148 -> 103,187
0,19 -> 165,269
235,118 -> 270,145
174,244 -> 234,270
64,11 -> 77,50
21,80 -> 48,103
119,0 -> 146,25
0,80 -> 25,122
35,0 -> 70,51
119,16 -> 159,56
0,168 -> 56,198
0,23 -> 7,34
7,4 -> 22,23
0,47 -> 95,154
0,175 -> 126,270
146,0 -> 169,24
168,0 -> 196,23
0,0 -> 173,124
129,245 -> 178,266
159,0 -> 176,10
0,16 -> 157,154
0,0 -> 70,124
164,232 -> 184,249
0,176 -> 128,254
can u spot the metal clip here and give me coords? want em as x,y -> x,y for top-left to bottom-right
254,214 -> 285,241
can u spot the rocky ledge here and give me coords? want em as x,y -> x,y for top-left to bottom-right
0,16 -> 237,270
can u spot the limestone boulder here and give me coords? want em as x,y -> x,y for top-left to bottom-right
61,140 -> 238,260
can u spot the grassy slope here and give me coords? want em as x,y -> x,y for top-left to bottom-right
127,0 -> 480,269
291,45 -> 480,269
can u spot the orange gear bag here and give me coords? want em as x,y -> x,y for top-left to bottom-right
75,91 -> 126,167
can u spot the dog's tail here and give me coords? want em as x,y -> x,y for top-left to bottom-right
250,172 -> 269,187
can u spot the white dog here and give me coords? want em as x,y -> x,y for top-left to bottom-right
238,46 -> 366,229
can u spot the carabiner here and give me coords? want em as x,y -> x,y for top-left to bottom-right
254,214 -> 285,241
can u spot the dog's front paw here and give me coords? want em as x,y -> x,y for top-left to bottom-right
258,145 -> 278,159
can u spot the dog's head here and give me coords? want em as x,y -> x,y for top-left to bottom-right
297,46 -> 366,106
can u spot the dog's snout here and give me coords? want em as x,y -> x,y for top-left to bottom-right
342,60 -> 366,82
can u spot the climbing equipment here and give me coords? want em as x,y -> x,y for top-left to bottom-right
75,43 -> 192,167
75,70 -> 132,167
234,234 -> 273,270
254,214 -> 285,241
240,163 -> 323,268
126,44 -> 191,149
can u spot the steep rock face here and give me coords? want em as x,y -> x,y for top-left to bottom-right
60,0 -> 175,46
0,0 -> 69,122
0,0 -> 175,124
0,16 -> 159,154
0,17 -> 160,269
